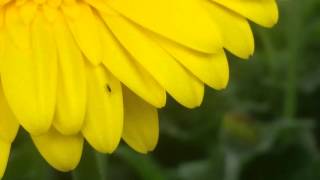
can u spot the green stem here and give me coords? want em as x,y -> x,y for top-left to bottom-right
284,51 -> 297,120
72,144 -> 108,180
257,28 -> 278,104
283,0 -> 302,120
95,151 -> 108,180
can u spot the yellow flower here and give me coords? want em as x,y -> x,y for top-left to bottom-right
0,0 -> 278,176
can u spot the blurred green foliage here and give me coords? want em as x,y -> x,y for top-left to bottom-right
3,0 -> 320,179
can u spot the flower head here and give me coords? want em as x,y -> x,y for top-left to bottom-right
0,0 -> 278,176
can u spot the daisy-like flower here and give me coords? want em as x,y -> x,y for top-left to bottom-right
0,0 -> 278,176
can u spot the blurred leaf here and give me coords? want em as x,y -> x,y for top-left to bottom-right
116,146 -> 167,180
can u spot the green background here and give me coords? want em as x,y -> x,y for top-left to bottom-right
3,0 -> 320,179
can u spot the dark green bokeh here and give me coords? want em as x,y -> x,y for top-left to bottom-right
3,0 -> 320,179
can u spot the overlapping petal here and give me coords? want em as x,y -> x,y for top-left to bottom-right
0,82 -> 19,178
82,65 -> 123,153
31,128 -> 83,172
0,140 -> 10,178
0,0 -> 278,175
122,88 -> 159,154
1,11 -> 57,134
211,0 -> 278,27
102,11 -> 204,108
53,12 -> 87,135
107,0 -> 223,53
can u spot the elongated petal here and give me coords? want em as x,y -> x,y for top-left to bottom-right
122,88 -> 159,154
0,140 -> 10,179
19,1 -> 38,25
0,32 -> 4,74
5,4 -> 33,50
53,12 -> 86,135
205,1 -> 254,59
211,0 -> 278,27
0,10 -> 4,73
1,11 -> 57,135
0,8 -> 3,27
102,13 -> 204,108
151,34 -> 229,90
0,82 -> 18,180
62,3 -> 102,65
42,5 -> 59,23
95,15 -> 166,108
0,81 -> 19,143
0,0 -> 10,7
107,0 -> 222,53
32,128 -> 83,172
0,7 -> 5,71
82,65 -> 123,153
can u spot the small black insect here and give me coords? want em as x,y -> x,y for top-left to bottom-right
105,84 -> 112,93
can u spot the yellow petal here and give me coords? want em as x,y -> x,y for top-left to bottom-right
19,1 -> 38,25
205,1 -> 254,59
62,3 -> 103,65
1,11 -> 57,135
0,8 -> 3,26
0,32 -> 4,76
102,13 -> 204,108
0,81 -> 19,143
31,128 -> 83,172
151,34 -> 229,90
42,4 -> 59,23
122,88 -> 159,154
53,12 -> 86,135
47,0 -> 61,8
84,0 -> 110,13
106,0 -> 222,53
0,140 -> 10,179
0,81 -> 18,179
211,0 -> 278,27
0,0 -> 10,6
95,15 -> 166,108
5,4 -> 32,50
82,65 -> 123,153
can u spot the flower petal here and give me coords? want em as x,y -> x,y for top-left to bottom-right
1,11 -> 57,135
205,1 -> 254,59
211,0 -> 278,27
122,88 -> 159,154
151,34 -> 229,90
5,4 -> 34,50
82,65 -> 123,153
0,82 -> 18,179
0,140 -> 10,179
0,81 -> 19,143
31,128 -> 83,172
62,2 -> 103,65
102,13 -> 204,108
95,14 -> 166,108
0,10 -> 4,73
107,0 -> 222,53
52,12 -> 87,135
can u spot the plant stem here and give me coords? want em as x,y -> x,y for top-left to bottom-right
283,0 -> 302,120
72,144 -> 108,180
95,151 -> 108,180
